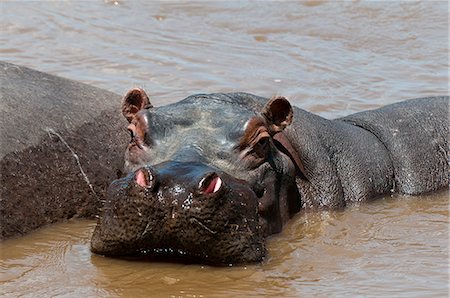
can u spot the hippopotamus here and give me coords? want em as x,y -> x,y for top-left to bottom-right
91,88 -> 449,264
0,61 -> 127,239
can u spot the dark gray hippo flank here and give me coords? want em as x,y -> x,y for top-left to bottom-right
0,61 -> 127,239
91,89 -> 449,264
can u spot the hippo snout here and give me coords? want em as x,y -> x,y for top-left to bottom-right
91,161 -> 265,264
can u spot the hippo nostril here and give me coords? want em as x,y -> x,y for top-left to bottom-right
199,173 -> 223,194
135,167 -> 157,191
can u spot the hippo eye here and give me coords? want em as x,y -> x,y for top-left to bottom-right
128,128 -> 136,140
127,123 -> 137,141
257,137 -> 268,148
253,136 -> 269,155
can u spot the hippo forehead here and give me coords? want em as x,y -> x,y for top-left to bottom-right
145,95 -> 259,166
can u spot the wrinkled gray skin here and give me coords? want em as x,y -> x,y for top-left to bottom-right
91,90 -> 449,264
0,62 -> 127,239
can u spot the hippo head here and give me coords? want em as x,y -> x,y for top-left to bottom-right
91,89 -> 303,264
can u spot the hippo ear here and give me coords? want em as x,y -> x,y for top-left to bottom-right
261,96 -> 293,134
122,88 -> 153,122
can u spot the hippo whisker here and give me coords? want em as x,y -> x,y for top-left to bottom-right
140,221 -> 152,239
190,217 -> 217,235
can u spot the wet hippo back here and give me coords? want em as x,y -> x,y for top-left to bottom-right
340,97 -> 449,194
0,61 -> 127,239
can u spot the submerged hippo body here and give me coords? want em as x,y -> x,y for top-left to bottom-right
91,89 -> 449,264
0,62 -> 127,239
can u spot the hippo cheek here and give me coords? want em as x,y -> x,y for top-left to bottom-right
255,173 -> 282,236
252,156 -> 300,236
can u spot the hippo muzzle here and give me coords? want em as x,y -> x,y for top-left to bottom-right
91,161 -> 265,264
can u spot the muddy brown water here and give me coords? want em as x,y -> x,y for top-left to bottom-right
1,1 -> 449,297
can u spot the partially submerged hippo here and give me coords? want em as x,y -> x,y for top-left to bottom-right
0,62 -> 127,239
91,89 -> 449,264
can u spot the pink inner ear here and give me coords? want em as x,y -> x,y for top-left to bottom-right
204,176 -> 222,194
135,170 -> 148,188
